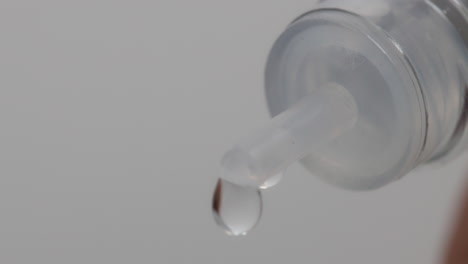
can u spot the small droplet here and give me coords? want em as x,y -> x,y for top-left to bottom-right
212,179 -> 262,236
259,171 -> 284,189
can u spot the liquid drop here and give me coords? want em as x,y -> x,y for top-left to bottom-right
212,179 -> 262,236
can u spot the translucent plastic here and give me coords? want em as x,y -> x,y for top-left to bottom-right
220,0 -> 468,191
221,84 -> 357,188
265,0 -> 468,190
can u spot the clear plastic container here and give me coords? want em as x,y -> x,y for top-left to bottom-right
221,0 -> 468,190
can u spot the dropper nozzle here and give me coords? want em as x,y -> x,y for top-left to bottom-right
220,83 -> 358,189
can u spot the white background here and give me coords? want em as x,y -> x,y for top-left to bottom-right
0,0 -> 467,263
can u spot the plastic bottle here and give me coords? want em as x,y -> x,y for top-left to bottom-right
221,0 -> 468,191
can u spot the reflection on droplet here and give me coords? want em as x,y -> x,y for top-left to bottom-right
259,171 -> 284,189
212,179 -> 262,236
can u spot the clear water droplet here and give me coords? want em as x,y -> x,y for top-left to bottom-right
212,179 -> 262,236
259,171 -> 284,189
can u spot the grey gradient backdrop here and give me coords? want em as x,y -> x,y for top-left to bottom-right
0,0 -> 467,263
